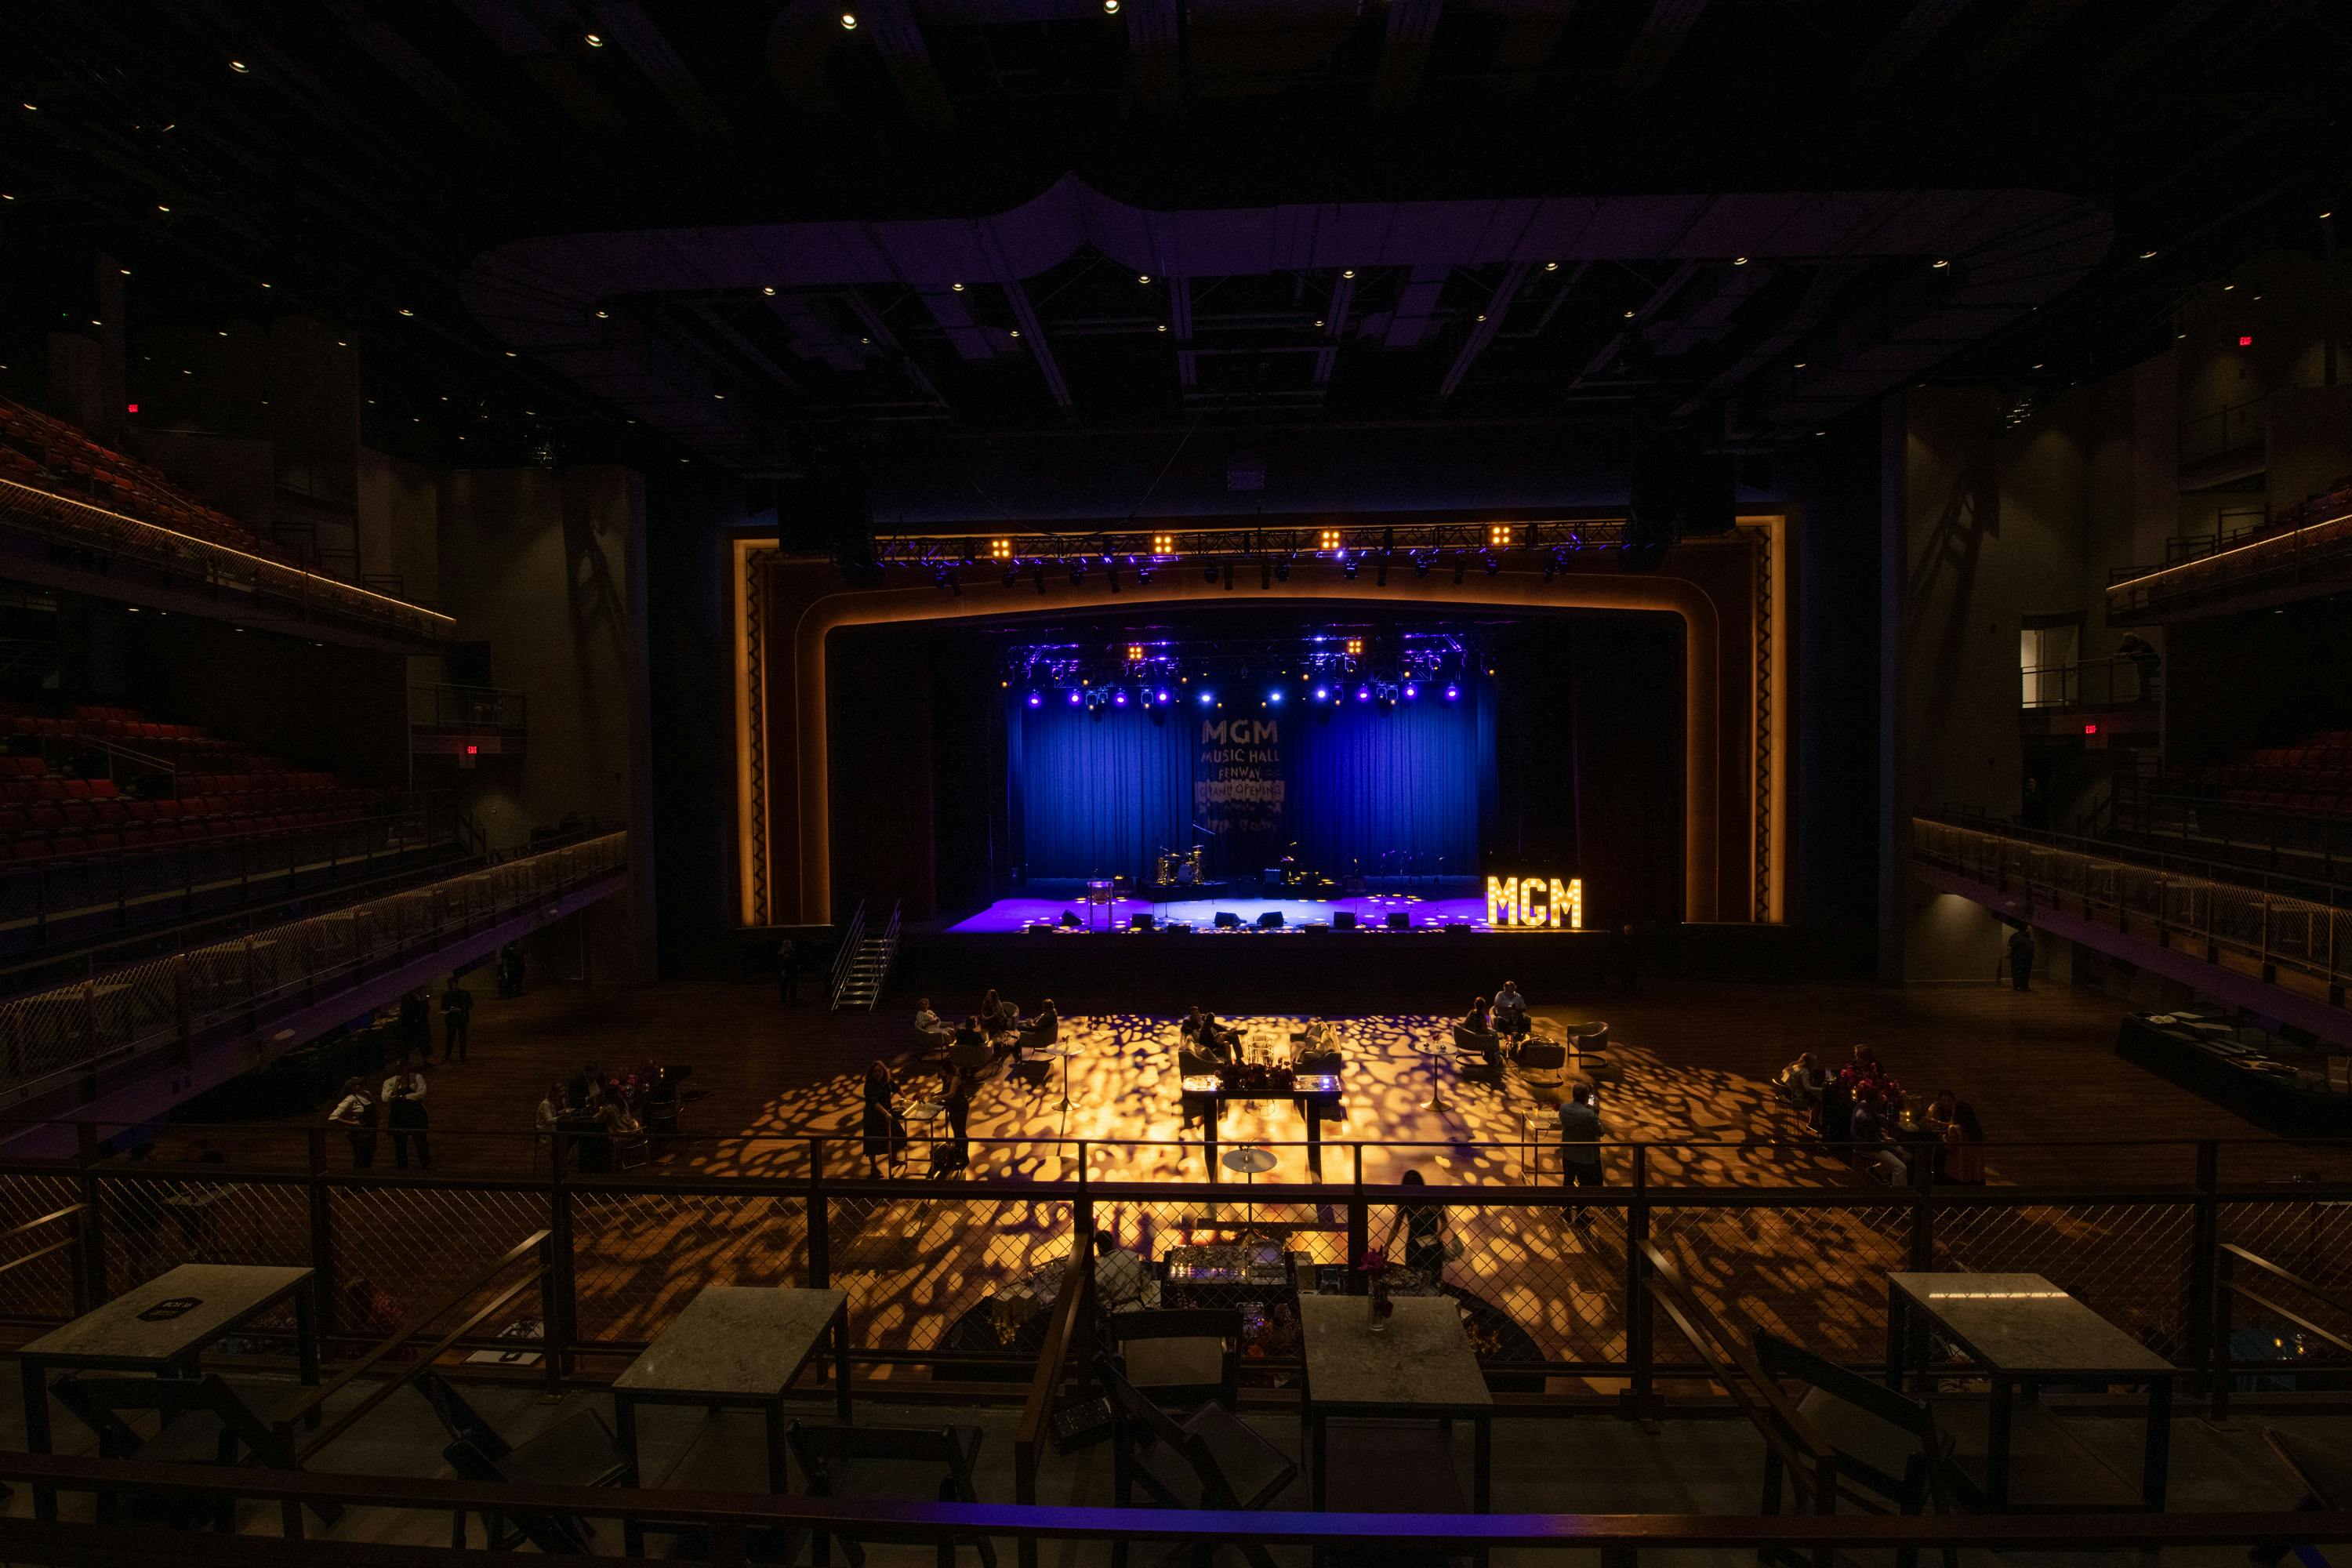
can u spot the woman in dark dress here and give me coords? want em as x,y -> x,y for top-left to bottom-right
861,1061 -> 907,1175
1387,1168 -> 1448,1280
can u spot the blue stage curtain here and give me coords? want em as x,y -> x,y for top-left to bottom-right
1287,684 -> 1483,879
1013,700 -> 1194,880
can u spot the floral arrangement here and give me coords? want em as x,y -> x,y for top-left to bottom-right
1356,1247 -> 1396,1321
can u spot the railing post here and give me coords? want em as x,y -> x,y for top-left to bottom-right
1908,1145 -> 1935,1272
1624,1145 -> 1653,1412
2211,1237 -> 2238,1421
71,1122 -> 105,1312
2187,1140 -> 2220,1403
1346,1143 -> 1367,1283
307,1129 -> 338,1346
546,1138 -> 576,1383
807,1137 -> 830,1290
1073,1139 -> 1092,1236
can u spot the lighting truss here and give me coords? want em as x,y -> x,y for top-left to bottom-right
869,519 -> 1630,572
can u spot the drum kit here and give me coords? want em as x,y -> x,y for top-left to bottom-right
1152,845 -> 1207,887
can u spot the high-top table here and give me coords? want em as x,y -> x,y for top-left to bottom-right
1182,1070 -> 1342,1175
1886,1271 -> 2173,1511
613,1284 -> 852,1554
1298,1292 -> 1492,1512
18,1263 -> 319,1519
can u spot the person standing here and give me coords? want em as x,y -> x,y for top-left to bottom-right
1558,1083 -> 1606,1225
777,938 -> 799,1006
328,1075 -> 378,1170
441,977 -> 474,1064
934,1067 -> 973,1177
862,1061 -> 908,1176
2007,925 -> 2035,992
398,988 -> 431,1060
382,1057 -> 430,1170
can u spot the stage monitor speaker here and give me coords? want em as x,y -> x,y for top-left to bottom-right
1258,911 -> 1284,928
1060,910 -> 1082,927
1334,911 -> 1358,931
1302,922 -> 1331,936
1387,913 -> 1410,931
1130,912 -> 1154,931
1026,921 -> 1053,936
1445,921 -> 1472,936
1214,912 -> 1241,928
1166,921 -> 1193,934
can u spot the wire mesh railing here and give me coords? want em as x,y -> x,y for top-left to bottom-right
2,1129 -> 2347,1395
0,830 -> 626,1104
1912,814 -> 2352,989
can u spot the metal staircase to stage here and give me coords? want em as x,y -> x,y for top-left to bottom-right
830,898 -> 902,1011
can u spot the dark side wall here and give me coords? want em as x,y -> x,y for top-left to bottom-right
2167,590 -> 2352,765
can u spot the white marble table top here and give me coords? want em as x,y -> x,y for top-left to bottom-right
1299,1293 -> 1491,1410
22,1264 -> 311,1367
1892,1272 -> 2172,1375
614,1286 -> 848,1399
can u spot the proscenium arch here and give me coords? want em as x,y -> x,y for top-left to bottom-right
771,567 -> 1722,925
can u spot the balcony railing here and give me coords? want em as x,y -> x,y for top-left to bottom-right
1913,814 -> 2350,991
0,829 -> 625,1107
2113,777 -> 2352,888
2178,391 -> 2272,466
2107,504 -> 2352,618
408,682 -> 527,731
2020,655 -> 2157,710
0,477 -> 453,644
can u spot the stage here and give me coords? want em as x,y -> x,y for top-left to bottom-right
948,887 -> 1510,934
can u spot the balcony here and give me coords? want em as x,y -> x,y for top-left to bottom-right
409,683 -> 528,761
2107,503 -> 2352,625
2018,655 -> 2158,740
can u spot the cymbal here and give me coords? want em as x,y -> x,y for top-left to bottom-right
1221,1147 -> 1278,1174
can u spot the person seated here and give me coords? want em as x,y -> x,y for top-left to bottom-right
1197,1011 -> 1242,1060
995,996 -> 1022,1030
1490,982 -> 1530,1039
1776,1051 -> 1827,1108
1453,996 -> 1501,1069
598,1091 -> 643,1137
1017,998 -> 1060,1051
1849,1095 -> 1907,1184
914,997 -> 949,1040
1178,1005 -> 1209,1044
1091,1230 -> 1154,1312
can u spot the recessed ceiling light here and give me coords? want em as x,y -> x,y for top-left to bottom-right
1733,256 -> 1749,265
860,336 -> 871,345
583,31 -> 604,46
593,308 -> 609,318
260,281 -> 270,289
20,103 -> 36,113
90,319 -> 101,328
1931,258 -> 1951,269
1792,361 -> 1806,368
1156,324 -> 1167,333
840,11 -> 857,28
2031,362 -> 2043,369
118,267 -> 130,275
1623,310 -> 1635,319
1138,274 -> 1151,285
216,330 -> 227,337
1341,268 -> 1356,279
762,285 -> 776,296
1008,329 -> 1020,339
156,204 -> 170,213
228,60 -> 249,74
1544,261 -> 1558,272
2223,282 -> 2235,291
504,350 -> 516,358
2140,249 -> 2158,260
950,281 -> 964,292
398,307 -> 414,317
1476,313 -> 1487,321
1103,0 -> 1120,12
1314,318 -> 1325,328
2322,211 -> 2335,220
713,391 -> 725,399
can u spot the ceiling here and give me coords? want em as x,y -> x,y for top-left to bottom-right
2,0 -> 2346,474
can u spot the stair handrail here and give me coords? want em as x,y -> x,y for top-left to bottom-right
867,899 -> 903,1012
63,736 -> 180,793
828,899 -> 867,1009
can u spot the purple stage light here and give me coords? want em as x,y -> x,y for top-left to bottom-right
1355,685 -> 1371,703
1112,688 -> 1129,706
1267,689 -> 1283,705
1067,689 -> 1083,706
1313,686 -> 1329,701
1026,691 -> 1042,708
1197,689 -> 1214,706
1403,683 -> 1418,699
1443,683 -> 1460,701
1156,688 -> 1171,704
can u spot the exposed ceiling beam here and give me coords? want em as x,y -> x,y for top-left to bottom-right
449,0 -> 628,132
858,0 -> 953,129
1171,276 -> 1198,389
918,289 -> 994,361
1436,263 -> 1529,401
840,289 -> 951,409
1617,0 -> 1709,96
586,1 -> 731,136
692,303 -> 807,397
1313,270 -> 1358,387
1851,0 -> 1977,97
1383,265 -> 1452,349
1004,282 -> 1073,412
1123,0 -> 1182,106
1372,0 -> 1445,112
1490,7 -> 1571,98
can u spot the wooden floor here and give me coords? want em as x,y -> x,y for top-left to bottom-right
201,968 -> 2342,1189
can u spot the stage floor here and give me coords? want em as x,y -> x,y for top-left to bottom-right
947,891 -> 1507,933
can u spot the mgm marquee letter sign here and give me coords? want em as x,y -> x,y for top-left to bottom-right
1486,875 -> 1584,930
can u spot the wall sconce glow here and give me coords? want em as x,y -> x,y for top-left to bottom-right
1486,876 -> 1583,930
